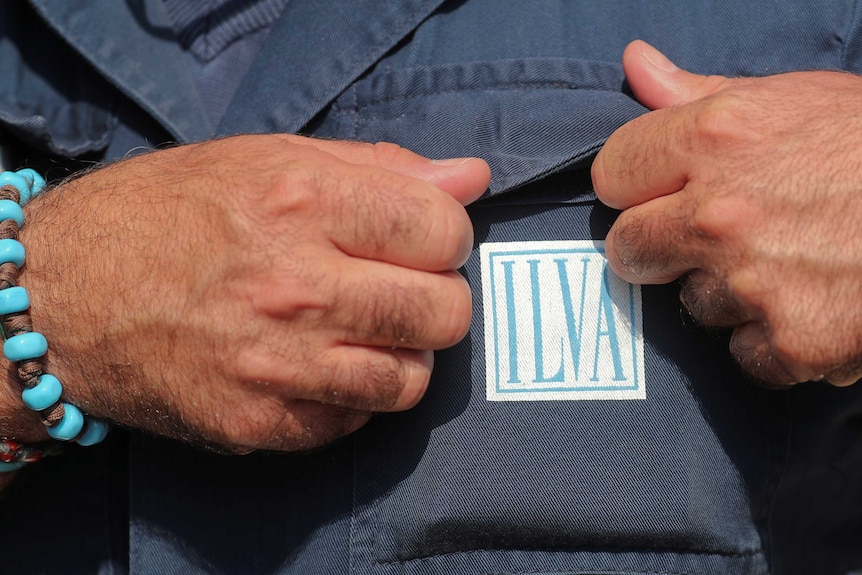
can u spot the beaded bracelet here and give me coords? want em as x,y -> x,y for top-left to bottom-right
0,169 -> 108,473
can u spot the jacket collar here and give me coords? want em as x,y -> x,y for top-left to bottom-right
29,0 -> 447,141
30,0 -> 212,142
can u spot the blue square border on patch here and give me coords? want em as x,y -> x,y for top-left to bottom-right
480,240 -> 645,402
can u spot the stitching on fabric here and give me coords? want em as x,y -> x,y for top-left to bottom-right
371,545 -> 764,566
352,85 -> 359,141
485,569 -> 697,575
483,563 -> 769,575
301,4 -> 443,132
334,81 -> 623,114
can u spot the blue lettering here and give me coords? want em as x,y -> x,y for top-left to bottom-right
529,260 -> 564,383
501,260 -> 521,384
555,257 -> 590,382
591,264 -> 627,382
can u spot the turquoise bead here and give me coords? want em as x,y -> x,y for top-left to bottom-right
0,461 -> 25,472
0,199 -> 24,227
0,171 -> 30,201
4,332 -> 48,361
77,419 -> 109,446
47,403 -> 84,441
0,239 -> 24,267
15,169 -> 45,200
21,374 -> 63,412
0,286 -> 30,315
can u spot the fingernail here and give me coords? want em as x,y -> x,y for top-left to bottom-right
641,42 -> 678,73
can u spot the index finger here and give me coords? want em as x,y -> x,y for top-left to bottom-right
591,108 -> 692,210
276,135 -> 491,206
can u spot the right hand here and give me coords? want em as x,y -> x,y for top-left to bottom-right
593,41 -> 862,388
4,134 -> 490,453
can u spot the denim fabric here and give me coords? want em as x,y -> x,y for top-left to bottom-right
1,1 -> 862,574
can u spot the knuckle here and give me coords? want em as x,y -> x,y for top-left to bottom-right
692,89 -> 767,149
689,192 -> 749,240
724,265 -> 756,296
248,258 -> 330,320
693,95 -> 744,145
370,141 -> 410,166
724,267 -> 766,312
598,122 -> 644,197
264,159 -> 324,216
231,333 -> 310,384
352,272 -> 470,349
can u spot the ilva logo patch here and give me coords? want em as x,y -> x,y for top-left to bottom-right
481,241 -> 645,401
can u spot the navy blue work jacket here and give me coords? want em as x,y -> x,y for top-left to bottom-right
1,1 -> 862,574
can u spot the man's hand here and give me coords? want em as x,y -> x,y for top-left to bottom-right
592,40 -> 862,387
5,134 -> 490,453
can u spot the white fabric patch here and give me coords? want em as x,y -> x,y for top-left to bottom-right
481,240 -> 645,401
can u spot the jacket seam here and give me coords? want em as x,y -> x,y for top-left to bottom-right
331,81 -> 622,114
370,544 -> 764,567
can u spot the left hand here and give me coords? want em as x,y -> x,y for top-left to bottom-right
592,40 -> 862,387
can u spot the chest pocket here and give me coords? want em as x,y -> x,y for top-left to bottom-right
315,57 -> 643,197
315,57 -> 787,575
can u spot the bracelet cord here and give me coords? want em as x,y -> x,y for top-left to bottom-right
0,183 -> 66,428
0,170 -> 108,472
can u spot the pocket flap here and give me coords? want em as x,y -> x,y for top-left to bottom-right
316,58 -> 647,196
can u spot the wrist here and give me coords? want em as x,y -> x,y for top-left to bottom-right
0,169 -> 108,477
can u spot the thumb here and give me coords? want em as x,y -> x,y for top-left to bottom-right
406,156 -> 492,206
277,135 -> 491,206
623,40 -> 731,109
